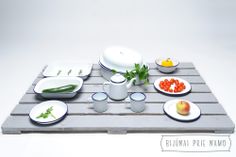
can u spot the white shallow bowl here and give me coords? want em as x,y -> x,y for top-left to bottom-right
29,100 -> 68,125
43,62 -> 92,80
155,58 -> 179,73
34,77 -> 83,99
154,77 -> 191,96
163,99 -> 201,122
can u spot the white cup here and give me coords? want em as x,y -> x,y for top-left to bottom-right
127,92 -> 146,113
89,92 -> 108,113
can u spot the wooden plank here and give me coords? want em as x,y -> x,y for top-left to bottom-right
19,93 -> 218,104
2,115 -> 234,134
89,69 -> 200,77
11,103 -> 226,115
92,62 -> 195,70
38,69 -> 200,78
32,75 -> 205,85
137,68 -> 199,76
2,62 -> 235,134
26,84 -> 211,94
86,76 -> 206,84
37,63 -> 196,78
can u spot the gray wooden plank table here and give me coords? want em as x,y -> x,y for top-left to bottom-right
1,62 -> 235,134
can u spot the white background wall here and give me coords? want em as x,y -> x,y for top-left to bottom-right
0,0 -> 236,157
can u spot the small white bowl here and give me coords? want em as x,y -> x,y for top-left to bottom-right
34,77 -> 83,99
155,58 -> 179,73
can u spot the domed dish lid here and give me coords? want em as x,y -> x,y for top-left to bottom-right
99,46 -> 143,73
110,73 -> 126,83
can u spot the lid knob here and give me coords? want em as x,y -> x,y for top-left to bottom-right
111,73 -> 126,83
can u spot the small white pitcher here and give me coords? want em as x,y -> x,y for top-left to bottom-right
103,73 -> 136,100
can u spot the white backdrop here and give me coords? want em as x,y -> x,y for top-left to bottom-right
0,0 -> 236,157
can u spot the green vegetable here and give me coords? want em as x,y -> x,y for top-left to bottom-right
42,84 -> 78,93
78,69 -> 82,75
57,70 -> 62,76
124,64 -> 149,85
36,106 -> 56,119
67,69 -> 72,75
111,69 -> 117,74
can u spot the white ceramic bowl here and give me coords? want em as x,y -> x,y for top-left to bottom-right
155,58 -> 179,73
34,77 -> 83,99
99,60 -> 124,80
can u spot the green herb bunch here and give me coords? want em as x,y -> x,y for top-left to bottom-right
36,106 -> 56,119
111,64 -> 149,85
124,64 -> 149,85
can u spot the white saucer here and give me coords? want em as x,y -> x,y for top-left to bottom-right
163,99 -> 201,122
29,100 -> 68,125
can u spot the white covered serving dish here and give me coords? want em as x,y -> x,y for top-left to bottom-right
99,46 -> 145,80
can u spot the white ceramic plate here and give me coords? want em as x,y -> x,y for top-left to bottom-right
154,77 -> 191,96
163,99 -> 201,122
34,77 -> 83,99
29,100 -> 68,125
43,62 -> 92,80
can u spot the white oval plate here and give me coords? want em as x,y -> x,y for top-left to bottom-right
43,62 -> 92,80
154,77 -> 191,96
29,100 -> 68,125
163,99 -> 201,122
34,77 -> 83,99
